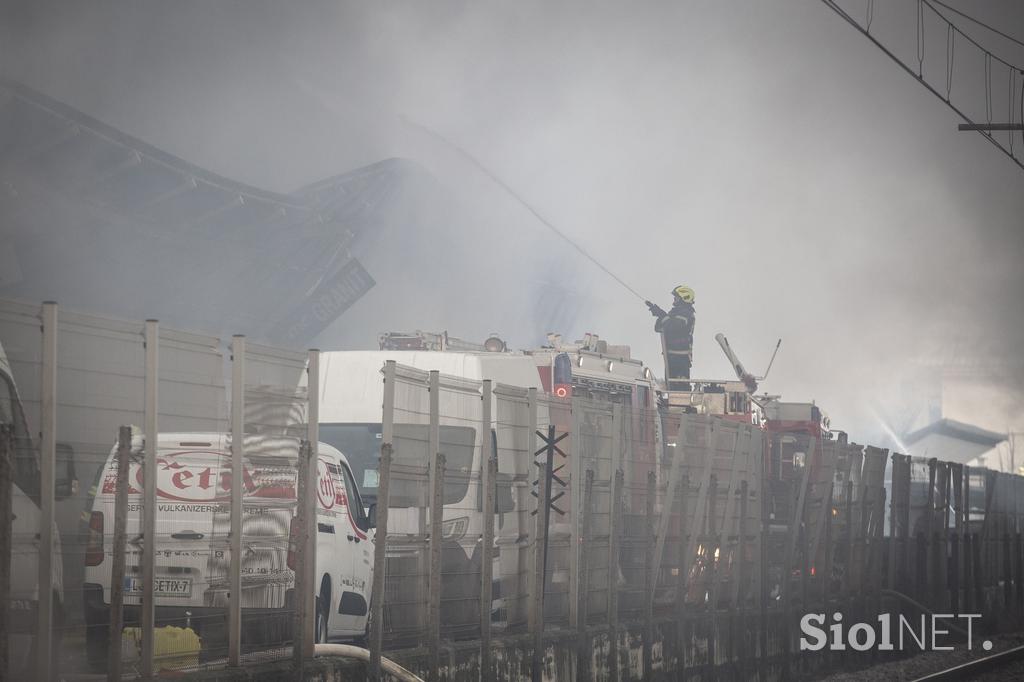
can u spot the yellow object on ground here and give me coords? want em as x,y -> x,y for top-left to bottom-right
122,625 -> 202,671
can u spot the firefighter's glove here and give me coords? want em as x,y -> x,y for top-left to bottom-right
645,301 -> 666,317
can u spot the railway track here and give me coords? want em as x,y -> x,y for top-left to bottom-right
910,643 -> 1024,681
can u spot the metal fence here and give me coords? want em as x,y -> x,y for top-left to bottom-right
368,367 -> 774,680
0,299 -> 320,679
5,296 -> 1024,681
368,366 -> 1024,680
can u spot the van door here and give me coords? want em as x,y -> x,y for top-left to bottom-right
332,460 -> 372,635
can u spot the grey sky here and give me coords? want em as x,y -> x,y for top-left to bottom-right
2,0 -> 1022,441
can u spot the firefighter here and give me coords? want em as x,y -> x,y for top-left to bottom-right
646,285 -> 696,391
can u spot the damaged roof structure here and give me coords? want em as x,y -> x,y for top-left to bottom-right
0,79 -> 420,345
0,79 -> 590,349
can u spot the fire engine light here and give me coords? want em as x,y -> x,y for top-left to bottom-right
606,360 -> 614,371
643,367 -> 653,380
484,336 -> 505,352
554,386 -> 569,398
577,356 -> 584,368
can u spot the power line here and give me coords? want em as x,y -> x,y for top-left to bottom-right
820,0 -> 1024,173
928,0 -> 1024,50
401,116 -> 650,302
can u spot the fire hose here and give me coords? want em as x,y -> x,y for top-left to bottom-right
314,643 -> 425,682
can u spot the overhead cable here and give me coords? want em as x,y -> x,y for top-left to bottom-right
820,0 -> 1024,173
929,0 -> 1024,50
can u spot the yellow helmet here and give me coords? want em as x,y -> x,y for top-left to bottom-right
673,285 -> 695,303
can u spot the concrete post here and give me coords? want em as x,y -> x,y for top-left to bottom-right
0,425 -> 12,676
36,301 -> 57,681
293,441 -> 313,670
303,350 -> 320,660
369,360 -> 396,679
108,426 -> 132,680
141,319 -> 158,679
479,380 -> 495,680
229,335 -> 244,667
428,452 -> 445,682
368,444 -> 391,680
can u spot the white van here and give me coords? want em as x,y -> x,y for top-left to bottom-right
81,432 -> 374,668
317,350 -> 544,638
0,341 -> 74,678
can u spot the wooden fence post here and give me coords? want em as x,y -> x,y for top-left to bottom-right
902,455 -> 912,587
530,436 -> 551,682
108,426 -> 132,680
737,478 -> 750,682
1016,533 -> 1023,619
964,467 -> 974,614
368,444 -> 392,680
479,380 -> 495,681
643,470 -> 656,681
370,359 -> 395,681
941,465 -> 952,611
0,425 -> 12,676
924,460 -> 936,607
1004,533 -> 1013,612
972,533 -> 984,613
576,468 -> 595,679
951,463 -> 963,616
608,469 -> 624,682
758,462 -> 769,682
292,440 -> 313,670
707,472 -> 718,680
963,533 -> 974,614
676,474 -> 690,682
888,455 -> 898,593
428,452 -> 446,682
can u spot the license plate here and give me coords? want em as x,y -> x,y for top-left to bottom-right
125,576 -> 193,598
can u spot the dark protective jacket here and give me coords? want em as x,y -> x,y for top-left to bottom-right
649,299 -> 695,390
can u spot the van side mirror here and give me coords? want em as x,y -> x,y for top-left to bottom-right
55,442 -> 78,500
367,503 -> 377,529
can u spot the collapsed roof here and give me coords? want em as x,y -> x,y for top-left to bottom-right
0,79 -> 590,350
0,79 -> 425,345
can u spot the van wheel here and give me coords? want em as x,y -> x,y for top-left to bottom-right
315,581 -> 330,643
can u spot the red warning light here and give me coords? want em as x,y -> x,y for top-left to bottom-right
554,385 -> 570,398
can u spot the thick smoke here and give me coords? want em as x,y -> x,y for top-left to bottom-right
2,0 -> 1023,443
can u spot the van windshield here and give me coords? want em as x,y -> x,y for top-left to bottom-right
318,423 -> 476,507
